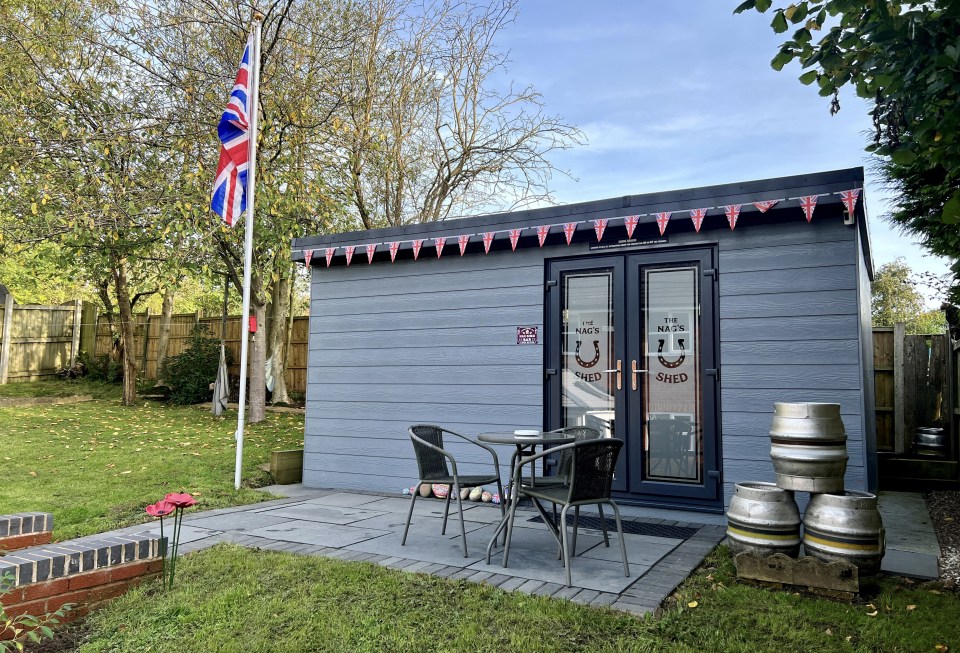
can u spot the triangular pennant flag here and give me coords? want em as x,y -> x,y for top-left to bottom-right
509,228 -> 522,251
563,222 -> 577,245
366,243 -> 377,264
799,195 -> 818,222
344,245 -> 355,266
389,241 -> 400,262
690,208 -> 708,233
482,232 -> 495,254
754,199 -> 779,213
623,215 -> 639,239
412,239 -> 424,260
655,212 -> 671,236
458,234 -> 470,256
303,249 -> 313,268
593,218 -> 608,241
724,205 -> 742,230
840,188 -> 861,215
434,236 -> 446,258
536,225 -> 550,247
325,247 -> 336,267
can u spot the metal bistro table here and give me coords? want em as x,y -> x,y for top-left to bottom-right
477,431 -> 574,562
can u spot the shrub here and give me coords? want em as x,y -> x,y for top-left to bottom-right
160,325 -> 230,405
77,351 -> 122,383
1,572 -> 71,651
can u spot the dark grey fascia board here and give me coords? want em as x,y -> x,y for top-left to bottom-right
292,166 -> 866,262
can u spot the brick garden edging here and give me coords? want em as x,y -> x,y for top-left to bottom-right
0,513 -> 54,553
1,532 -> 165,628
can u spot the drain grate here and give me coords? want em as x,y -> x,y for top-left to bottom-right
528,514 -> 699,540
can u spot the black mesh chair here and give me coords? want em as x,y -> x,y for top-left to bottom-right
503,438 -> 629,586
402,424 -> 505,557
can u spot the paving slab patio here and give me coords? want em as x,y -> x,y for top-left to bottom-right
118,485 -> 728,614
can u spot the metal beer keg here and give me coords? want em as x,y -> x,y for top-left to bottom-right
802,491 -> 885,574
914,427 -> 947,457
726,482 -> 801,558
769,402 -> 848,492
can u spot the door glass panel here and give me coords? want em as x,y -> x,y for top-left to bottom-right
561,271 -> 615,438
643,266 -> 702,483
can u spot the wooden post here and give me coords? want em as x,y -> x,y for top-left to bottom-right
139,310 -> 151,377
894,321 -> 905,453
79,303 -> 97,358
0,294 -> 12,385
70,300 -> 83,368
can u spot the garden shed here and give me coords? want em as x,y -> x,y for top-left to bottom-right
292,167 -> 875,513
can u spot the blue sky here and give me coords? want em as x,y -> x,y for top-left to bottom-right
498,2 -> 950,301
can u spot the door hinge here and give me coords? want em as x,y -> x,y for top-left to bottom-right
706,368 -> 718,377
704,268 -> 717,280
707,470 -> 721,479
545,279 -> 558,290
545,368 -> 557,377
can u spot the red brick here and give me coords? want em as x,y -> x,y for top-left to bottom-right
0,532 -> 52,552
15,577 -> 71,603
109,560 -> 151,581
68,569 -> 111,590
2,598 -> 48,619
46,590 -> 89,616
89,582 -> 128,603
146,559 -> 164,573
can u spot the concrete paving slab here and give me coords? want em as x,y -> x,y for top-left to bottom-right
353,514 -> 488,539
184,512 -> 288,532
360,497 -> 504,523
142,524 -> 218,545
577,535 -> 678,567
300,492 -> 386,508
246,519 -> 391,548
472,544 -> 641,593
259,504 -> 386,525
347,525 -> 492,567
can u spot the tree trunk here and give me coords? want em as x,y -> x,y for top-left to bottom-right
248,298 -> 267,423
155,288 -> 175,383
267,270 -> 291,405
112,259 -> 138,406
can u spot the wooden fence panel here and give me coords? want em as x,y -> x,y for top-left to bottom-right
874,328 -> 894,450
2,304 -> 79,382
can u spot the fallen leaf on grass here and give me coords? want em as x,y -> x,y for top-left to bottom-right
120,470 -> 131,475
935,645 -> 948,653
29,471 -> 37,477
907,604 -> 917,611
825,628 -> 832,635
930,590 -> 942,595
866,610 -> 878,617
687,601 -> 698,608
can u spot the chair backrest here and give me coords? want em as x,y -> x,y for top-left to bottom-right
568,439 -> 623,504
408,424 -> 450,480
555,426 -> 602,477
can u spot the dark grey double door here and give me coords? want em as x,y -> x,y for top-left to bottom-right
545,248 -> 721,509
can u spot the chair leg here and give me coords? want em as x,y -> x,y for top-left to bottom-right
560,504 -> 572,587
607,500 -> 630,577
495,476 -> 506,546
401,482 -> 420,546
502,489 -> 522,569
441,484 -> 452,535
598,503 -> 610,547
571,506 -> 580,555
454,483 -> 468,557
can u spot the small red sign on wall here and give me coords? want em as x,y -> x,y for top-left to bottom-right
517,326 -> 538,345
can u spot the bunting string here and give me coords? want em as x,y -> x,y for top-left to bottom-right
301,188 -> 862,266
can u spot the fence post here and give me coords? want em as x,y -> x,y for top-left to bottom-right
894,321 -> 905,453
79,303 -> 97,358
139,310 -> 152,378
70,300 -> 82,368
0,294 -> 11,385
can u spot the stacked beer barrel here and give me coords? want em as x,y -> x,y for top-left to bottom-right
726,402 -> 885,574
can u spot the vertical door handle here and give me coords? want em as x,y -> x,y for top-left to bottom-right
631,360 -> 648,391
601,361 -> 623,390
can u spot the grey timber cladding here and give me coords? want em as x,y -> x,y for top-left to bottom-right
301,167 -> 871,509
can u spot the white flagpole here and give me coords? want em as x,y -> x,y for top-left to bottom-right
235,11 -> 264,491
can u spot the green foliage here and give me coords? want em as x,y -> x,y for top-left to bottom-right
735,1 -> 960,265
0,392 -> 303,539
160,325 -> 230,405
872,259 -> 946,334
1,572 -> 71,652
78,351 -> 122,384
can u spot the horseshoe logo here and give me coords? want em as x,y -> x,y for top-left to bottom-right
657,338 -> 686,369
575,340 -> 601,368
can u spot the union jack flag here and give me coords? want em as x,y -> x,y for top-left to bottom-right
509,229 -> 522,251
366,243 -> 377,264
303,250 -> 313,268
482,232 -> 495,254
412,239 -> 424,260
655,212 -> 671,236
536,225 -> 550,247
753,199 -> 779,213
434,237 -> 446,258
344,245 -> 355,266
724,205 -> 742,230
839,188 -> 861,216
563,222 -> 577,245
623,215 -> 639,239
458,234 -> 470,256
211,37 -> 253,227
799,195 -> 818,222
325,247 -> 335,267
690,208 -> 708,233
592,219 -> 608,241
389,241 -> 400,262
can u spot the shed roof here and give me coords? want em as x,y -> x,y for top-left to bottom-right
293,167 -> 870,275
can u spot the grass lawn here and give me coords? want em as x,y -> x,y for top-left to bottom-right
0,380 -> 303,540
67,545 -> 959,653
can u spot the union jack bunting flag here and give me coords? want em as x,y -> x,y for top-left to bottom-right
303,250 -> 313,268
623,215 -> 639,239
366,243 -> 377,264
434,237 -> 446,258
655,212 -> 671,236
325,247 -> 335,267
593,219 -> 608,241
799,195 -> 818,222
482,232 -> 495,254
690,208 -> 708,233
840,188 -> 861,215
344,245 -> 355,266
412,239 -> 424,260
458,234 -> 470,256
389,241 -> 400,262
509,229 -> 522,251
211,37 -> 253,227
724,205 -> 742,230
536,225 -> 550,247
753,199 -> 779,213
563,222 -> 577,245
